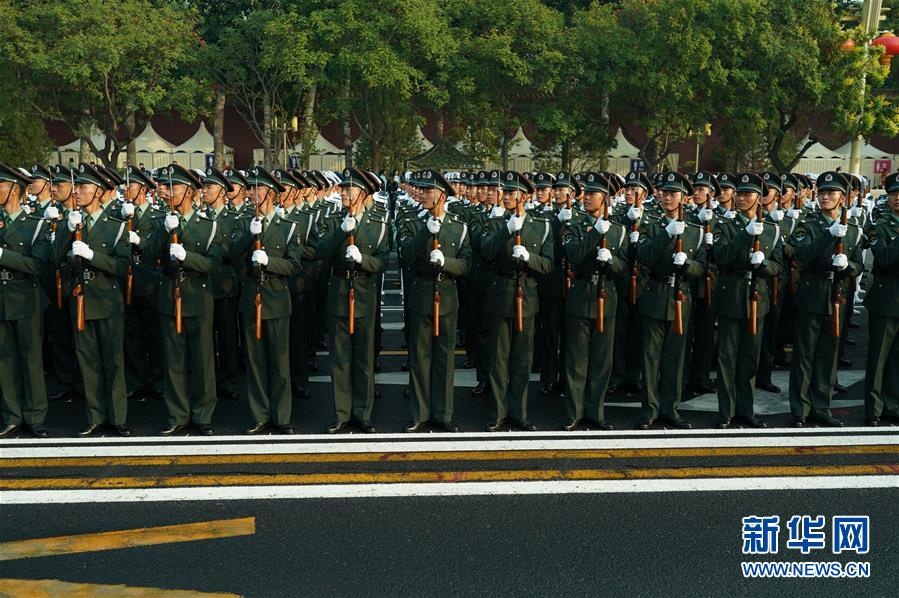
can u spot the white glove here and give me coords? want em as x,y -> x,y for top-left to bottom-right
832,253 -> 848,270
67,210 -> 83,232
275,206 -> 285,218
557,208 -> 572,222
597,247 -> 612,263
629,231 -> 640,243
786,208 -> 800,219
594,218 -> 611,235
251,249 -> 268,266
427,218 -> 441,234
710,199 -> 719,210
49,232 -> 55,243
121,202 -> 135,219
512,245 -> 530,262
524,201 -> 535,211
627,204 -> 643,222
673,252 -> 687,266
849,205 -> 861,219
345,244 -> 362,264
828,221 -> 847,238
697,207 -> 713,223
490,206 -> 506,218
745,220 -> 764,236
417,209 -> 428,219
862,198 -> 874,210
429,249 -> 445,267
769,209 -> 783,222
71,240 -> 94,261
750,251 -> 765,265
44,205 -> 60,220
169,243 -> 187,262
340,215 -> 356,233
665,219 -> 686,237
128,231 -> 141,246
704,232 -> 713,245
507,214 -> 525,234
249,217 -> 263,235
164,214 -> 180,232
724,209 -> 736,220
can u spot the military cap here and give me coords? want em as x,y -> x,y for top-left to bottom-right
0,162 -> 34,186
301,170 -> 324,190
500,170 -> 534,194
30,164 -> 52,182
339,166 -> 377,195
75,162 -> 114,191
417,169 -> 454,196
579,172 -> 611,194
816,171 -> 850,194
796,173 -> 812,191
659,171 -> 694,195
734,172 -> 766,195
202,166 -> 232,190
482,170 -> 501,187
625,170 -> 653,193
717,172 -> 736,190
602,172 -> 625,194
761,171 -> 782,195
272,169 -> 303,189
223,168 -> 249,189
364,170 -> 383,193
692,171 -> 720,195
96,164 -> 123,186
51,164 -> 77,184
848,173 -> 864,193
247,166 -> 286,193
780,172 -> 799,191
883,172 -> 899,193
532,172 -> 555,189
460,172 -> 472,185
288,169 -> 311,188
553,171 -> 581,194
157,163 -> 203,190
123,164 -> 156,189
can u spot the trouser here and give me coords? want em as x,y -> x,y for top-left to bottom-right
487,314 -> 536,422
0,312 -> 48,426
789,308 -> 842,420
716,314 -> 765,419
408,310 -> 457,424
474,288 -> 491,383
45,298 -> 80,393
125,293 -> 163,396
641,316 -> 689,421
758,276 -> 786,382
688,298 -> 715,387
162,313 -> 217,426
329,313 -> 377,424
74,315 -> 127,426
289,291 -> 311,391
564,314 -> 615,422
242,315 -> 292,426
864,312 -> 899,419
612,297 -> 642,386
213,296 -> 240,393
459,279 -> 479,362
538,293 -> 564,388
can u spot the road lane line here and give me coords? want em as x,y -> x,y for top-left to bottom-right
0,517 -> 255,561
1,444 -> 896,468
0,578 -> 239,596
1,476 -> 896,504
1,464 -> 896,491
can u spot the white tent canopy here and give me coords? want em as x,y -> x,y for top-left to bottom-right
507,127 -> 535,157
171,122 -> 232,154
608,127 -> 641,159
832,139 -> 893,159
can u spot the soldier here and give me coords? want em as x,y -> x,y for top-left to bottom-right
713,173 -> 784,428
862,171 -> 899,426
397,169 -> 472,432
313,167 -> 390,434
231,167 -> 303,434
562,172 -> 628,430
480,171 -> 554,432
0,164 -> 51,438
637,171 -> 707,430
53,163 -> 131,437
788,171 -> 863,427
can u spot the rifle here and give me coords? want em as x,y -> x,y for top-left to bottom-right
169,169 -> 183,335
514,200 -> 524,334
829,202 -> 849,338
70,167 -> 86,332
432,202 -> 441,337
595,195 -> 609,333
672,203 -> 686,336
124,165 -> 133,306
629,192 -> 641,306
703,196 -> 713,306
49,183 -> 62,309
347,203 -> 356,336
748,202 -> 762,336
254,182 -> 264,341
561,192 -> 572,297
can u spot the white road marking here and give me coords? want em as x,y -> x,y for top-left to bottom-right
3,476 -> 896,504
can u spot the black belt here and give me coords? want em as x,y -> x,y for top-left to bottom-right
168,269 -> 204,283
649,274 -> 678,286
722,270 -> 754,280
416,271 -> 452,282
0,269 -> 27,281
333,270 -> 370,280
496,270 -> 530,280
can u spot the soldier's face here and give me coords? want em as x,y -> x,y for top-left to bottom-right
719,188 -> 734,204
818,190 -> 844,211
762,189 -> 778,207
27,178 -> 48,196
171,183 -> 194,208
420,187 -> 442,210
736,191 -> 760,213
583,191 -> 606,214
555,188 -> 571,205
537,187 -> 551,204
694,187 -> 710,204
0,181 -> 18,206
781,188 -> 795,208
202,184 -> 224,205
661,190 -> 682,212
52,181 -> 73,202
888,191 -> 899,213
74,182 -> 100,207
340,186 -> 364,209
501,190 -> 520,210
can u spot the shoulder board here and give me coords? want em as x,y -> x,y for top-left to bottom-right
106,215 -> 125,224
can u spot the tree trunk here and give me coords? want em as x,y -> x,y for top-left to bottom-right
213,87 -> 226,168
301,83 -> 317,168
126,112 -> 138,168
499,133 -> 509,171
79,137 -> 91,163
262,103 -> 272,169
561,140 -> 571,172
342,119 -> 353,168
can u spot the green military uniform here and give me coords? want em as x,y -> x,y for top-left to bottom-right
469,171 -> 501,394
712,174 -> 785,425
397,170 -> 472,430
637,172 -> 707,428
232,167 -> 302,432
144,165 -> 223,432
0,164 -> 50,436
788,172 -> 864,426
863,176 -> 899,424
312,167 -> 390,432
480,171 -> 555,430
53,163 -> 131,434
562,174 -> 628,428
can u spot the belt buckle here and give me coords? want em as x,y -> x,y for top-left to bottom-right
0,269 -> 11,281
82,269 -> 95,282
132,252 -> 142,266
174,270 -> 188,283
666,275 -> 675,286
743,271 -> 753,280
589,273 -> 600,285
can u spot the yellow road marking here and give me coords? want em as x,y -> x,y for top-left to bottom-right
0,517 -> 255,562
1,464 -> 895,491
0,578 -> 239,597
2,445 -> 896,469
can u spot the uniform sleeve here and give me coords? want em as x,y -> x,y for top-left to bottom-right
87,223 -> 130,276
358,220 -> 390,274
263,226 -> 300,277
441,225 -> 472,278
868,222 -> 899,269
0,223 -> 50,275
182,224 -> 223,274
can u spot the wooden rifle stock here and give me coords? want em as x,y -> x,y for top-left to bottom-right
595,198 -> 609,333
168,183 -> 183,336
432,206 -> 441,337
125,216 -> 133,306
829,205 -> 849,337
73,221 -> 86,332
629,194 -> 641,306
703,198 -> 713,307
514,202 -> 524,334
348,207 -> 356,336
673,204 -> 685,336
254,203 -> 263,340
562,195 -> 572,297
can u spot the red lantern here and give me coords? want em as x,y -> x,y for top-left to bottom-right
872,32 -> 899,68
